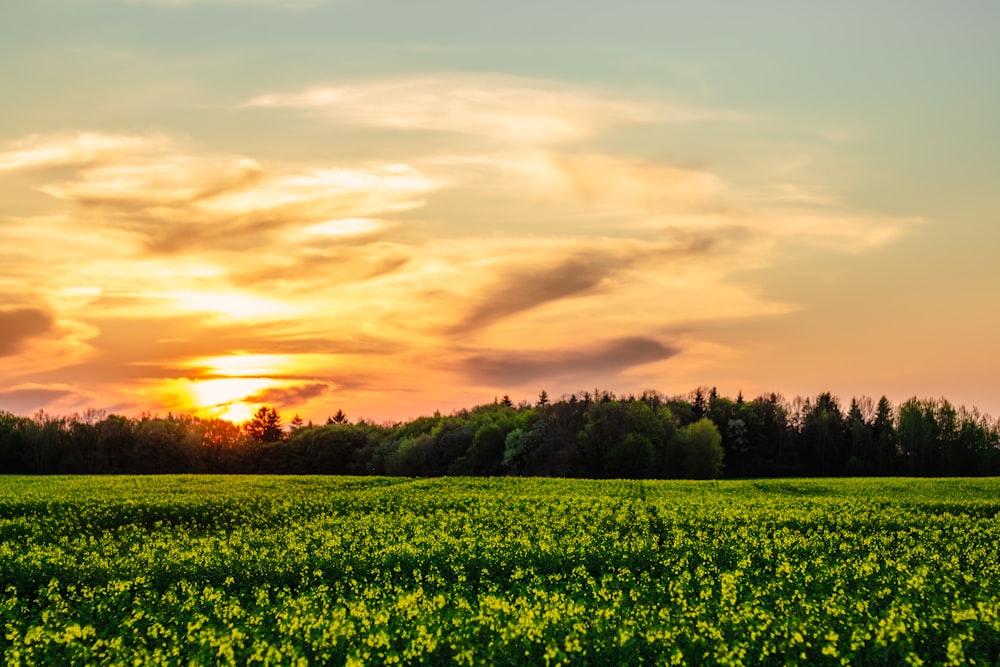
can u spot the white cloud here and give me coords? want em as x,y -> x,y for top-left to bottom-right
15,133 -> 437,254
0,133 -> 167,172
246,74 -> 747,145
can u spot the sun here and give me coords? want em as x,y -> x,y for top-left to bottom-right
183,377 -> 273,423
216,402 -> 255,424
169,353 -> 308,423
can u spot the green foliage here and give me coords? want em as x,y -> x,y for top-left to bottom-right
501,421 -> 546,474
672,418 -> 725,479
283,424 -> 371,475
449,423 -> 507,476
199,418 -> 244,470
1,390 -> 999,477
577,400 -> 673,478
2,477 -> 1000,664
132,416 -> 202,473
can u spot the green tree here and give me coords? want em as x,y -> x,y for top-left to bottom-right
25,411 -> 67,474
873,396 -> 896,474
200,418 -> 244,469
800,393 -> 847,475
132,416 -> 201,473
0,411 -> 36,473
502,420 -> 546,475
691,388 -> 707,421
577,400 -> 671,479
671,418 -> 724,479
898,398 -> 937,476
97,415 -> 135,473
286,423 -> 373,475
846,397 -> 874,474
936,400 -> 960,475
450,422 -> 507,476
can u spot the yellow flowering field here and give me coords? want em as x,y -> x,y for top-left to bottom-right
1,476 -> 998,665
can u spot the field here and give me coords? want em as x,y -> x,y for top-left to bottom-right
1,477 -> 999,665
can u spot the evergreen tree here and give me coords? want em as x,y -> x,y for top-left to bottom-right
327,409 -> 348,425
847,398 -> 873,474
246,406 -> 283,443
873,396 -> 896,474
692,388 -> 706,420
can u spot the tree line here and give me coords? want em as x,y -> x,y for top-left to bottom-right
1,388 -> 998,478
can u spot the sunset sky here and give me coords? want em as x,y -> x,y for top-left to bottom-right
2,0 -> 998,424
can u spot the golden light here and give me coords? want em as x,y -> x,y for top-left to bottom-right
177,353 -> 304,422
216,402 -> 255,424
304,217 -> 382,237
187,354 -> 292,377
189,377 -> 271,406
164,291 -> 296,319
181,377 -> 273,424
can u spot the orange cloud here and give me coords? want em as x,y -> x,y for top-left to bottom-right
0,308 -> 54,356
0,83 -> 927,422
0,133 -> 167,172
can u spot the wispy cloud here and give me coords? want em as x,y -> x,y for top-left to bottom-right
0,70 -> 927,421
0,133 -> 167,173
33,138 -> 435,254
246,74 -> 747,145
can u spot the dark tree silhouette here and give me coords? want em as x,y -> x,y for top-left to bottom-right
245,406 -> 283,443
2,387 -> 999,478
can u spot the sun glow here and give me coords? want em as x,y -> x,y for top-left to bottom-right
186,354 -> 292,377
172,354 -> 304,422
185,377 -> 274,421
215,402 -> 255,424
304,217 -> 382,237
164,291 -> 296,320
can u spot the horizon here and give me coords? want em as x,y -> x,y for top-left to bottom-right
2,1 -> 999,425
3,385 -> 997,430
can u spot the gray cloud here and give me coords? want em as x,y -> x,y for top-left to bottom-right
448,256 -> 614,336
460,336 -> 679,386
449,239 -> 715,336
0,308 -> 54,356
0,388 -> 73,415
244,382 -> 330,408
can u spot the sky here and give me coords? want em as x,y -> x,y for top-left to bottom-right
1,0 -> 998,424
